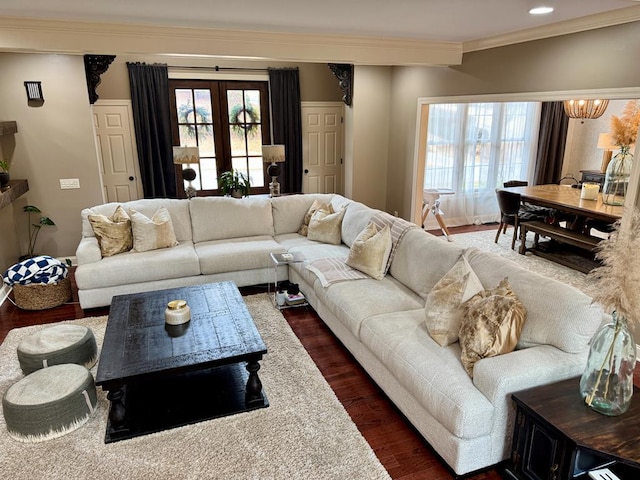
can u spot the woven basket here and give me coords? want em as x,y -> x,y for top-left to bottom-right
13,277 -> 71,310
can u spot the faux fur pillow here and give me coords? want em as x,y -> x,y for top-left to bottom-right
459,277 -> 526,377
345,222 -> 392,280
88,205 -> 133,257
425,255 -> 484,347
298,200 -> 334,236
129,207 -> 179,253
307,207 -> 346,245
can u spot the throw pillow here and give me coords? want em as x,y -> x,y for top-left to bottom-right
458,277 -> 527,377
424,255 -> 484,347
88,205 -> 133,257
307,206 -> 346,245
129,207 -> 179,253
298,200 -> 334,236
345,222 -> 392,280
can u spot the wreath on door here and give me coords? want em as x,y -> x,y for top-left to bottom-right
229,102 -> 260,137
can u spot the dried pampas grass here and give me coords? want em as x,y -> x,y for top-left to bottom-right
610,100 -> 640,147
588,208 -> 640,326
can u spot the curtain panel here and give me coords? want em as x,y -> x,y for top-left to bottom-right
127,62 -> 176,198
268,68 -> 303,193
533,101 -> 569,185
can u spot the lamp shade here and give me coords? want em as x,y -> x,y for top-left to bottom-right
262,145 -> 285,163
563,99 -> 609,120
597,133 -> 616,150
173,146 -> 200,164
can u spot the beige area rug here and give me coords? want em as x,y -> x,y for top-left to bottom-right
450,228 -> 593,296
0,294 -> 390,480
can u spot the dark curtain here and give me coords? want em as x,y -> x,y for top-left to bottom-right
533,101 -> 569,185
268,68 -> 303,193
127,62 -> 175,198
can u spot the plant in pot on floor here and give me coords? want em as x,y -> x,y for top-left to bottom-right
20,205 -> 56,260
0,159 -> 9,188
219,169 -> 251,198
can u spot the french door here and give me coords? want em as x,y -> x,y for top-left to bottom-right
169,80 -> 271,196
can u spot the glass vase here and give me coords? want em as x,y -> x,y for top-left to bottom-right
579,311 -> 636,416
602,146 -> 632,206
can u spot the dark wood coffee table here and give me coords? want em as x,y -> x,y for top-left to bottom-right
95,281 -> 268,443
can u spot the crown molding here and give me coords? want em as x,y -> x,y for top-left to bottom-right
463,5 -> 640,53
0,16 -> 462,66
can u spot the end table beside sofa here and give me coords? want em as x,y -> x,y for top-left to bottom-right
75,193 -> 604,476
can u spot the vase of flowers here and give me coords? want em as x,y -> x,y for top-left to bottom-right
603,100 -> 640,205
581,208 -> 640,415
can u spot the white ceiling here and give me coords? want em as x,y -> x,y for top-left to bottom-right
1,0 -> 640,45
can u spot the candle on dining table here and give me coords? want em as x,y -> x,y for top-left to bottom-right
580,182 -> 600,201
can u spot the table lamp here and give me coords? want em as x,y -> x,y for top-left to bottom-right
262,145 -> 285,197
597,133 -> 616,173
173,146 -> 200,199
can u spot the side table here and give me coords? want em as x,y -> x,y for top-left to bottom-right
268,252 -> 307,310
504,377 -> 640,480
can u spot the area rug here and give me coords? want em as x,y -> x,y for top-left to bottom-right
450,228 -> 592,295
0,294 -> 391,480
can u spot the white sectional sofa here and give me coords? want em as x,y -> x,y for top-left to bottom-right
75,193 -> 604,476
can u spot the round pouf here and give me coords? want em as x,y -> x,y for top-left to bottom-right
17,324 -> 98,375
2,363 -> 97,442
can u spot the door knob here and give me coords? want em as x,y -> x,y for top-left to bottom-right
304,169 -> 309,174
129,176 -> 135,181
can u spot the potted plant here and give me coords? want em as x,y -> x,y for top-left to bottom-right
0,159 -> 9,188
20,205 -> 56,260
219,169 -> 250,198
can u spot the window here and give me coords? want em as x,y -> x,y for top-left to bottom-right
169,80 -> 271,196
423,101 -> 541,225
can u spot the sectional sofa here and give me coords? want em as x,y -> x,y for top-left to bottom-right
75,193 -> 604,476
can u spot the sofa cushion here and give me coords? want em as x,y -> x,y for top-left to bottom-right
286,242 -> 351,288
190,197 -> 274,243
464,248 -> 602,354
195,236 -> 284,275
425,255 -> 484,347
345,222 -> 392,280
88,206 -> 133,257
390,229 -> 465,299
271,194 -> 335,235
360,310 -> 494,439
459,278 -> 526,377
341,201 -> 377,248
74,242 -> 200,289
308,207 -> 346,245
81,199 -> 193,243
129,207 -> 179,252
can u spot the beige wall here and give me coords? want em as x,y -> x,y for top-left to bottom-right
0,53 -> 104,272
387,21 -> 640,219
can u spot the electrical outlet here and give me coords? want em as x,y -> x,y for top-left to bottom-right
59,178 -> 80,189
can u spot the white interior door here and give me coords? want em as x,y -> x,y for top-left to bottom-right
301,102 -> 344,194
92,101 -> 142,203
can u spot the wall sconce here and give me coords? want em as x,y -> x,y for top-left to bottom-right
173,146 -> 200,199
563,99 -> 609,122
24,81 -> 44,102
262,145 -> 286,197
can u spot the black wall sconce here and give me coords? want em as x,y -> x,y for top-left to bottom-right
24,81 -> 44,102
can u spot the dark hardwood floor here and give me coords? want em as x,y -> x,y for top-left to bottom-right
1,223 -> 635,479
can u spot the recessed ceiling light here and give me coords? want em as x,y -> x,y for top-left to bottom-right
529,6 -> 554,15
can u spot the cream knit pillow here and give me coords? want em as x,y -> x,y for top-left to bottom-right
129,207 -> 179,252
345,222 -> 392,280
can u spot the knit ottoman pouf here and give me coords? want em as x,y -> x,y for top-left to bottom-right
2,363 -> 97,442
17,324 -> 98,375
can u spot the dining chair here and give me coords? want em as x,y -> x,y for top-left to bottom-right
495,189 -> 546,250
503,180 -> 528,188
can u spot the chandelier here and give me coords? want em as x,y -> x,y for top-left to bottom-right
563,99 -> 609,120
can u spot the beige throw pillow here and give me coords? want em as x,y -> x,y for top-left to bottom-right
298,200 -> 334,236
345,222 -> 392,280
88,205 -> 133,257
129,207 -> 179,252
307,207 -> 346,245
425,256 -> 484,347
459,277 -> 527,377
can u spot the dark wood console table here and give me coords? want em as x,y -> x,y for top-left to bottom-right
505,377 -> 640,480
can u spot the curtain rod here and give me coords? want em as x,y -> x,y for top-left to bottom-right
170,65 -> 269,72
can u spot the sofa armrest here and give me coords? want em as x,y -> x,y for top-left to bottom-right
472,345 -> 587,460
76,237 -> 102,265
